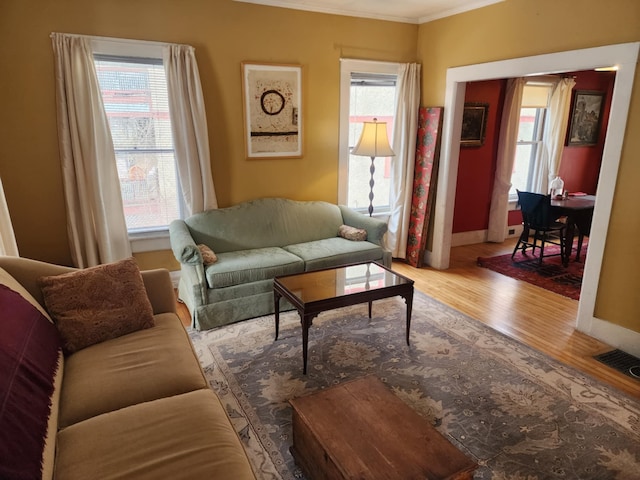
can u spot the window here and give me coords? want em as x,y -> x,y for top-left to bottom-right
94,54 -> 182,234
509,83 -> 552,198
339,60 -> 398,215
510,107 -> 546,196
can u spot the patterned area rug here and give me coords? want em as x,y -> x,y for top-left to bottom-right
477,244 -> 584,300
188,292 -> 640,480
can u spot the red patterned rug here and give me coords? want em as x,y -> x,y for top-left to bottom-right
477,244 -> 584,300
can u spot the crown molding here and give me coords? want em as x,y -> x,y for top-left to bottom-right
232,0 -> 504,25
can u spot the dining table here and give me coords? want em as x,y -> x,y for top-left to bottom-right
550,194 -> 596,265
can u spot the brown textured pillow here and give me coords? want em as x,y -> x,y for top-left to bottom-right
198,244 -> 218,265
338,224 -> 368,241
38,257 -> 154,355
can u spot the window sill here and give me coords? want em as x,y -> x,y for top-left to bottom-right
129,230 -> 171,253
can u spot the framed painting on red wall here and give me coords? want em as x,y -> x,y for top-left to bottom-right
567,90 -> 604,146
460,102 -> 488,147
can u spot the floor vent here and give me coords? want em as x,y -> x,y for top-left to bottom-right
594,349 -> 640,380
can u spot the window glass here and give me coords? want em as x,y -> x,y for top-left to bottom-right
94,56 -> 181,233
510,108 -> 544,196
348,81 -> 396,211
509,82 -> 552,198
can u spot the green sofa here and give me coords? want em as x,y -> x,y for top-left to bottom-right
170,198 -> 391,331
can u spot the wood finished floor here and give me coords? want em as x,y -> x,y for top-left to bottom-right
177,239 -> 640,399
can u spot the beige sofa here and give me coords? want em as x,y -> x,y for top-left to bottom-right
0,256 -> 256,480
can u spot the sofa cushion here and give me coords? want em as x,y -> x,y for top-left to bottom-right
205,247 -> 304,288
0,282 -> 62,480
55,389 -> 256,480
58,313 -> 207,427
38,258 -> 155,354
283,237 -> 385,271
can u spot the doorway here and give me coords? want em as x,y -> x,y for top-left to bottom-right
427,42 -> 640,352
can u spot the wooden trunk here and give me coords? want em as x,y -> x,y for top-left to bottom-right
289,376 -> 478,480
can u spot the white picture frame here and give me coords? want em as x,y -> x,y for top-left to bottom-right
242,62 -> 303,159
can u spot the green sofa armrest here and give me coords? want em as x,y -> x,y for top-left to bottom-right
169,219 -> 203,265
169,219 -> 208,309
338,205 -> 388,246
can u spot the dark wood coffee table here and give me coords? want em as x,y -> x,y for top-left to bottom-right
273,262 -> 414,374
290,376 -> 478,480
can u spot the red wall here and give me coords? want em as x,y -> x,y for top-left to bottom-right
452,79 -> 506,233
452,71 -> 613,234
558,70 -> 615,194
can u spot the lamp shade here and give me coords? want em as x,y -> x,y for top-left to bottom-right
352,119 -> 395,157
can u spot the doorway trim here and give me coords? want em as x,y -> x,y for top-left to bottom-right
428,42 -> 640,355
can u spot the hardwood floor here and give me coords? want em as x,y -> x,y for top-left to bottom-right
177,240 -> 640,399
391,239 -> 640,399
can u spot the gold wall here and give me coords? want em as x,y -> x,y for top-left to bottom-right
417,0 -> 640,331
0,0 -> 417,266
1,0 -> 639,331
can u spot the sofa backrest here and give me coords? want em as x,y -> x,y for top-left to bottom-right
185,198 -> 344,253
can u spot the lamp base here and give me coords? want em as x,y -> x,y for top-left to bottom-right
368,156 -> 375,217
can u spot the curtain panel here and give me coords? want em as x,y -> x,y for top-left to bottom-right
532,77 -> 577,194
388,63 -> 421,258
51,33 -> 131,268
164,45 -> 218,215
487,77 -> 526,243
0,177 -> 19,256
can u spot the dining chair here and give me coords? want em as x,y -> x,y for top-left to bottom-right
511,190 -> 567,265
574,214 -> 592,262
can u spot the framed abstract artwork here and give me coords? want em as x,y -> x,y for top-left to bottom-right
567,90 -> 605,146
241,62 -> 303,158
460,102 -> 488,147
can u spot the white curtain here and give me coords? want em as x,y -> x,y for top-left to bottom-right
532,77 -> 576,193
51,33 -> 131,267
487,77 -> 526,242
0,177 -> 19,256
387,63 -> 421,258
164,44 -> 218,215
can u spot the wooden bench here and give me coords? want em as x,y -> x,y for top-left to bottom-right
290,376 -> 478,480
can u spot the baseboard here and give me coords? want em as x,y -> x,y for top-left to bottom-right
579,317 -> 640,359
422,226 -> 523,266
451,226 -> 523,248
506,225 -> 524,239
451,230 -> 486,247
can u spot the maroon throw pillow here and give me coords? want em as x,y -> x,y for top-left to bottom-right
0,284 -> 62,480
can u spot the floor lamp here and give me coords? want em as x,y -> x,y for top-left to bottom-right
351,118 -> 395,216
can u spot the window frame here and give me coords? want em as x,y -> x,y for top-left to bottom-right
338,59 -> 399,215
509,106 -> 547,200
91,37 -> 184,253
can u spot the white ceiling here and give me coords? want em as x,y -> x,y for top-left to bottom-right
233,0 -> 504,24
